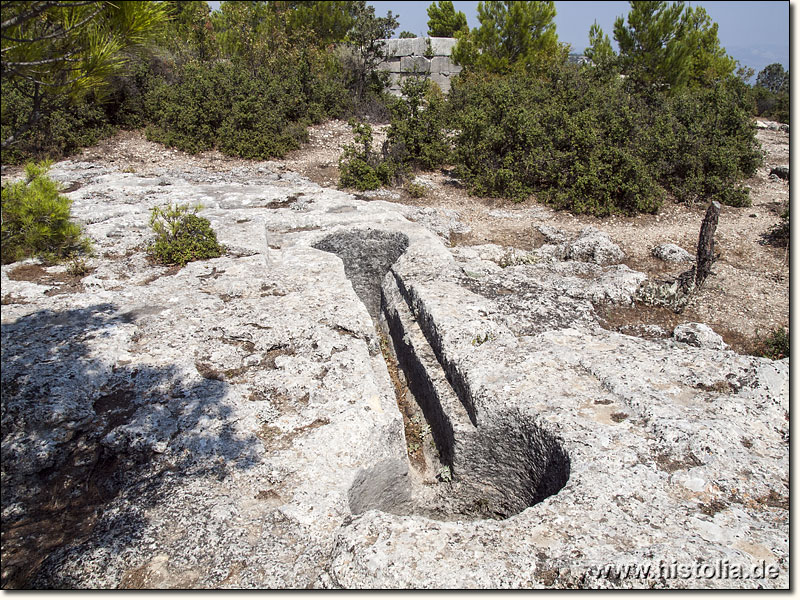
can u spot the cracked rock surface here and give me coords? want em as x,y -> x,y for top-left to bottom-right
1,157 -> 788,589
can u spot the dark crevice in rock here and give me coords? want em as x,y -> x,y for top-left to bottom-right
382,274 -> 461,471
390,271 -> 479,426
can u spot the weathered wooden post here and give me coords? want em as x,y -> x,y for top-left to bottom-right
694,200 -> 721,288
638,200 -> 721,312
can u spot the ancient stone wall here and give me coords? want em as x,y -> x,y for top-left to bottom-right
377,37 -> 461,95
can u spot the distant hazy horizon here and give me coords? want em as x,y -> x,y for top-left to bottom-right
205,1 -> 791,78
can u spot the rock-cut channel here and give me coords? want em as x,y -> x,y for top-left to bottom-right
313,229 -> 570,521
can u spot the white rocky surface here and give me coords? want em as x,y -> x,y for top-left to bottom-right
755,120 -> 789,132
564,226 -> 626,265
673,323 -> 728,350
652,242 -> 694,263
0,158 -> 788,589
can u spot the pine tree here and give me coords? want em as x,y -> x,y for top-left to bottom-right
613,1 -> 690,89
613,1 -> 735,91
680,6 -> 737,87
282,1 -> 361,46
426,1 -> 468,38
585,20 -> 615,67
452,1 -> 564,73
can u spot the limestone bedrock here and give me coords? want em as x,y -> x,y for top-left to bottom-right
0,159 -> 788,589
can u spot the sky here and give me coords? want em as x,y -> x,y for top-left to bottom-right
368,0 -> 791,75
206,1 -> 791,76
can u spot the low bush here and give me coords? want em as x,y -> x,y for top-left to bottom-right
1,82 -> 116,165
103,56 -> 171,130
1,161 -> 92,264
653,78 -> 763,207
147,204 -> 224,266
758,327 -> 789,360
386,76 -> 452,171
446,64 -> 762,215
143,62 -> 226,154
144,45 -> 349,160
338,120 -> 398,190
405,181 -> 428,198
339,77 -> 451,192
449,66 -> 664,215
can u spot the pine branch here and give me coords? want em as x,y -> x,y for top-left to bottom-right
1,5 -> 103,43
3,49 -> 82,67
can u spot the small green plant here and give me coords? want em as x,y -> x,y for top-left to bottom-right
338,120 -> 399,191
406,181 -> 428,198
66,254 -> 91,277
438,465 -> 452,482
424,38 -> 435,59
1,161 -> 92,264
147,203 -> 224,266
759,327 -> 789,360
471,332 -> 494,346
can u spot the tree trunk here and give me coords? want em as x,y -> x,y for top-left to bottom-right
636,200 -> 722,313
694,200 -> 720,288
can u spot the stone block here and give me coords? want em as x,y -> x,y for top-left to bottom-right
377,57 -> 402,72
429,37 -> 458,55
400,55 -> 431,74
382,37 -> 423,56
410,37 -> 430,56
429,72 -> 451,93
431,56 -> 460,74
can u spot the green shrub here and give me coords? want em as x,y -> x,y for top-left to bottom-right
338,120 -> 399,190
386,76 -> 452,171
444,64 -> 762,215
652,77 -> 763,207
1,82 -> 116,165
144,49 -> 348,159
338,77 -> 451,192
104,56 -> 169,130
406,181 -> 428,198
449,66 -> 664,215
147,204 -> 224,266
759,327 -> 789,360
144,62 -> 232,154
1,161 -> 92,264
